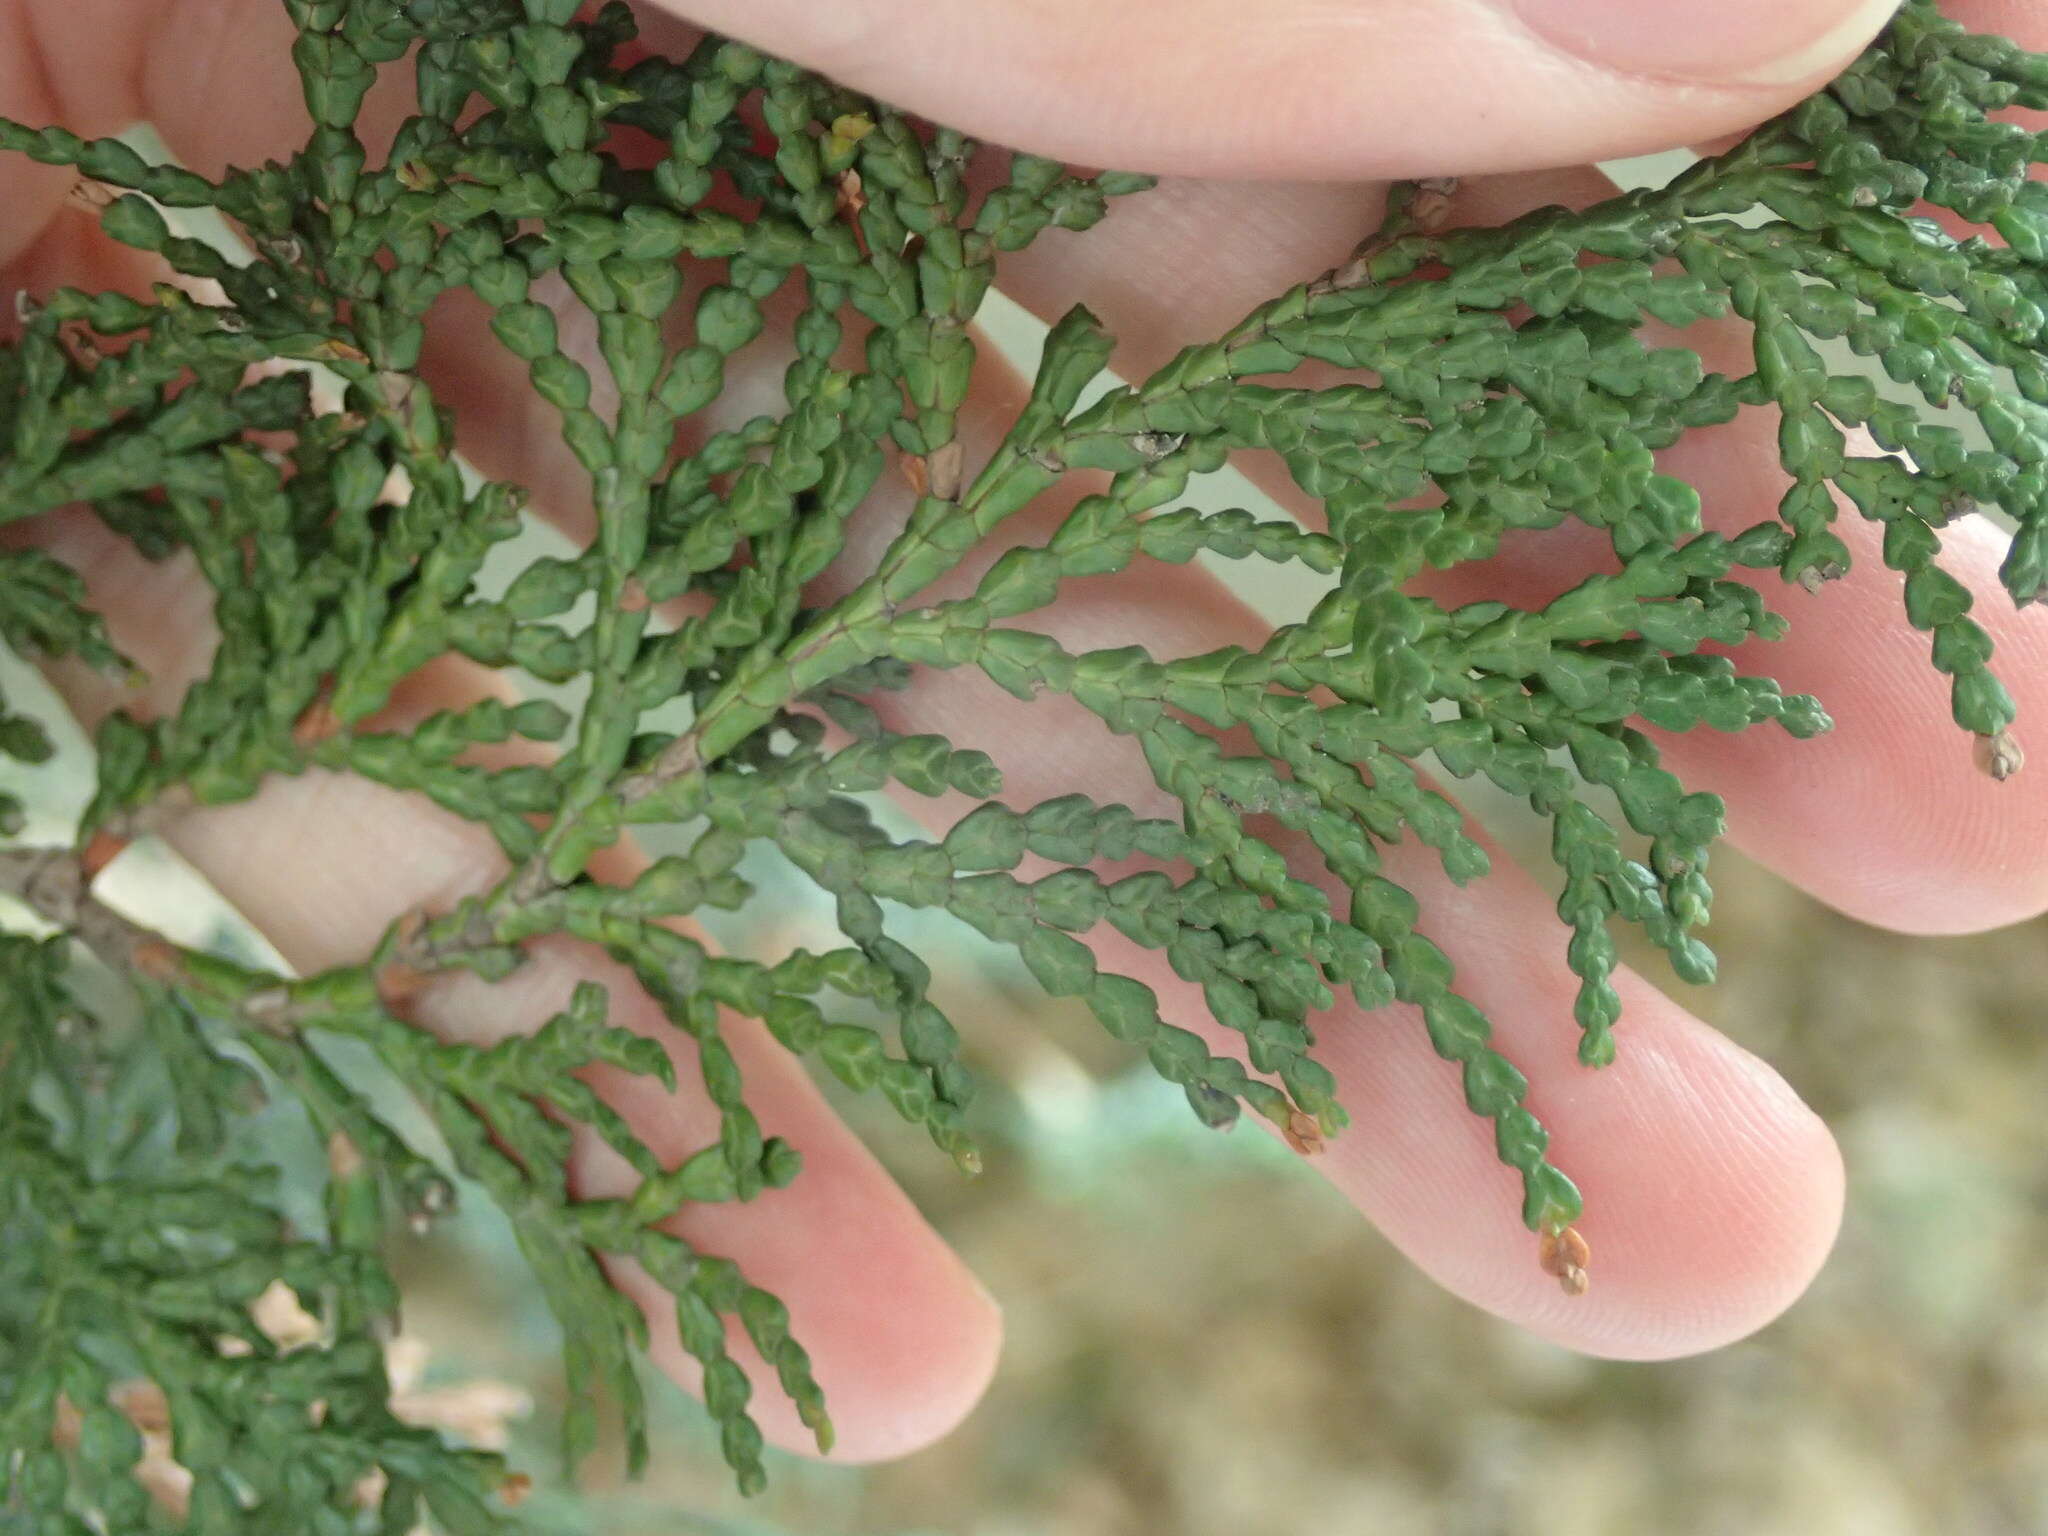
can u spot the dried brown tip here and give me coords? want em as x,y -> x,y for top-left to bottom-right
1975,729 -> 2024,782
1937,490 -> 1978,524
498,1472 -> 533,1509
1538,1225 -> 1591,1297
1795,560 -> 1846,596
1282,1109 -> 1326,1157
899,447 -> 929,497
309,336 -> 371,366
67,178 -> 117,211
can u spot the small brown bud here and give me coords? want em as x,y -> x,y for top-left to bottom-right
1282,1109 -> 1326,1157
499,1472 -> 533,1509
1975,729 -> 2024,782
1538,1225 -> 1591,1297
1796,560 -> 1846,595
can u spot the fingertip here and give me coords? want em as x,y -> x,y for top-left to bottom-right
1519,1008 -> 1847,1360
626,1186 -> 1004,1463
798,1253 -> 1005,1465
1308,879 -> 1846,1362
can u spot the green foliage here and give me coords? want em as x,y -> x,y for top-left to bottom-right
0,0 -> 2043,1521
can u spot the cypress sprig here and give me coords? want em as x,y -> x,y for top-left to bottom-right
0,0 -> 2042,1518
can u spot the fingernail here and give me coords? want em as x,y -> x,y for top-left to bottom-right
1511,0 -> 1901,88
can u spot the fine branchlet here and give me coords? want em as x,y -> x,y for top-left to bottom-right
1,0 -> 2042,1520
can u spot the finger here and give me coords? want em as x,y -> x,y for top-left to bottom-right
0,221 -> 1000,1463
660,0 -> 1899,181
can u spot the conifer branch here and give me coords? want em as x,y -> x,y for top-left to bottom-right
3,0 -> 2044,1518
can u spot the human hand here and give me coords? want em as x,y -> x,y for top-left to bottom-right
5,0 -> 2045,1470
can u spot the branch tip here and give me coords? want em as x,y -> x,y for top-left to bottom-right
1538,1225 -> 1591,1297
1282,1109 -> 1326,1157
1976,729 -> 2024,782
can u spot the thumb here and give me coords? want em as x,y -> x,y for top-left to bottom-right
651,0 -> 1901,180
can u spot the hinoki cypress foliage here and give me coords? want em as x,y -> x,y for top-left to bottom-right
0,0 -> 2042,1522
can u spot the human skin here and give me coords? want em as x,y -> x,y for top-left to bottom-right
3,0 -> 2045,1466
